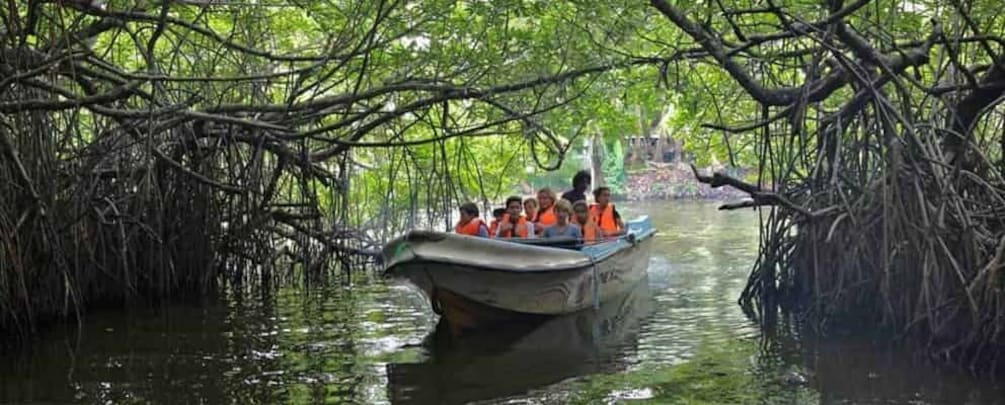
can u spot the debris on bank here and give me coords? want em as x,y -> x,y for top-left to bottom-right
622,162 -> 752,201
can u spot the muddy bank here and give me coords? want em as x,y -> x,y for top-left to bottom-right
621,163 -> 752,201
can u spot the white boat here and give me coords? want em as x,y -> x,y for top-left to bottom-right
381,216 -> 656,333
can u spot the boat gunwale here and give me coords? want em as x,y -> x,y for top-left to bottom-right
383,229 -> 656,276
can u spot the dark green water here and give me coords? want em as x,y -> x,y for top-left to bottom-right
2,202 -> 1004,404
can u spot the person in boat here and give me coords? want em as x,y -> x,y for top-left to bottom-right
523,197 -> 539,224
534,188 -> 558,235
590,186 -> 625,237
496,196 -> 531,238
572,200 -> 601,243
542,199 -> 582,240
455,202 -> 490,237
488,207 -> 506,238
561,170 -> 591,205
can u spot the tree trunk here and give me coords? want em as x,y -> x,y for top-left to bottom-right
591,132 -> 606,189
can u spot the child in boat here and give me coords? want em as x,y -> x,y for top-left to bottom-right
590,187 -> 625,237
542,199 -> 582,240
572,200 -> 601,243
496,196 -> 532,238
523,197 -> 539,224
534,188 -> 558,235
488,207 -> 506,238
455,202 -> 489,237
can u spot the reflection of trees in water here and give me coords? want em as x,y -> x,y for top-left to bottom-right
754,321 -> 1005,405
266,286 -> 372,403
0,290 -> 250,403
0,276 -> 433,403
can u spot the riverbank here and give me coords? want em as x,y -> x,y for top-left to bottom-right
622,162 -> 752,201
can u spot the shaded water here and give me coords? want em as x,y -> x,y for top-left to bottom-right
3,202 -> 1004,404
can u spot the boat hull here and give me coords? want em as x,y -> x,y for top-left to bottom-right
383,217 -> 655,332
386,278 -> 653,404
431,288 -> 549,335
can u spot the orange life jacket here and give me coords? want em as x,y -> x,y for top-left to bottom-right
488,219 -> 500,237
536,206 -> 557,228
589,203 -> 620,236
455,218 -> 488,237
574,216 -> 601,242
497,214 -> 529,238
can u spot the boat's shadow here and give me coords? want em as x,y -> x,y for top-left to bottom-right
386,279 -> 654,404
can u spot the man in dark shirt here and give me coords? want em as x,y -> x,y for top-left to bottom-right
561,170 -> 591,204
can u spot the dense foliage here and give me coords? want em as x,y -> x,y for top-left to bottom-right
647,0 -> 1005,371
7,0 -> 1005,375
1,0 -> 753,336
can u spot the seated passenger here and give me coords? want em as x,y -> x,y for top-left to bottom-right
589,187 -> 625,237
455,202 -> 489,237
488,207 -> 506,238
496,196 -> 530,238
534,188 -> 558,235
542,199 -> 582,240
572,200 -> 601,243
523,197 -> 539,223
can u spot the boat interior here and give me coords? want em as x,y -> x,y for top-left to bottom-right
498,216 -> 652,251
503,237 -> 584,250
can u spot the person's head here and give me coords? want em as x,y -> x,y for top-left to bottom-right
594,187 -> 612,206
523,197 -> 539,216
492,208 -> 506,221
572,170 -> 591,192
504,196 -> 523,219
537,188 -> 557,210
553,199 -> 573,223
459,202 -> 479,223
573,200 -> 590,223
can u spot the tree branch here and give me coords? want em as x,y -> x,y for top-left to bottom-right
650,0 -> 931,107
0,81 -> 142,113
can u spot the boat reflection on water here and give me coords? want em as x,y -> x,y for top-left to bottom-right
386,278 -> 654,404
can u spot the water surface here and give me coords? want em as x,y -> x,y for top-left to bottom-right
2,202 -> 1003,404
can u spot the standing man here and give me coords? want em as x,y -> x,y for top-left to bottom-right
561,170 -> 591,205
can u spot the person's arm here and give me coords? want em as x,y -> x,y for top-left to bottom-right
612,208 -> 626,235
497,221 -> 513,237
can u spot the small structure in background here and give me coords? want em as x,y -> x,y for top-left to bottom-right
623,134 -> 692,164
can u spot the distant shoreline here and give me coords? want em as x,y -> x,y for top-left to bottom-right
619,162 -> 752,202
